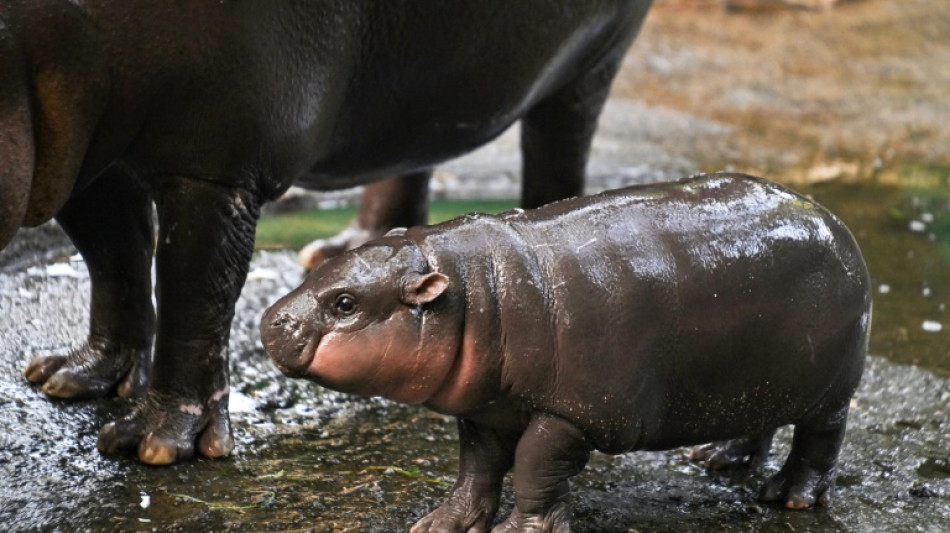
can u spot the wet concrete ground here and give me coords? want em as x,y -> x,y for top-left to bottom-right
2,1 -> 950,531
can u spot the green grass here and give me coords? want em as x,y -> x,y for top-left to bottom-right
255,198 -> 517,250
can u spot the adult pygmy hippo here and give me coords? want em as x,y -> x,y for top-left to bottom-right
1,1 -> 653,464
261,174 -> 871,532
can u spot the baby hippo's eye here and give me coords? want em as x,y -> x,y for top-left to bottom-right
334,294 -> 358,316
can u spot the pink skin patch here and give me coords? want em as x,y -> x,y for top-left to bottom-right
423,331 -> 484,411
307,330 -> 382,395
308,313 -> 455,404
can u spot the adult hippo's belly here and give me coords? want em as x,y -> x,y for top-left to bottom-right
1,0 -> 654,465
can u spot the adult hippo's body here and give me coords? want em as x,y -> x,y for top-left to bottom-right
261,174 -> 871,532
1,0 -> 654,465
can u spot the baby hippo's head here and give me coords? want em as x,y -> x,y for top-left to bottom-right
260,235 -> 451,404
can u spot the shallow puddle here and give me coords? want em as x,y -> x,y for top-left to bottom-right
801,165 -> 950,378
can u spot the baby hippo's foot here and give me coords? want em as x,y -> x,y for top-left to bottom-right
490,505 -> 571,533
97,391 -> 233,465
23,340 -> 151,399
689,431 -> 776,470
411,492 -> 499,533
760,411 -> 847,508
760,463 -> 836,509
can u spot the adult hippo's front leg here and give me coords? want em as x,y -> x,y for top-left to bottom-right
98,175 -> 260,465
24,167 -> 155,399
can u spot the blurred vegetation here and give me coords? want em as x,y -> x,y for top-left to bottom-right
255,199 -> 517,251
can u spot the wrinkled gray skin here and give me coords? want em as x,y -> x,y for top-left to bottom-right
261,174 -> 872,532
0,0 -> 652,465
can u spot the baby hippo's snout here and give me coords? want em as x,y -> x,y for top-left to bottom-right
260,291 -> 319,376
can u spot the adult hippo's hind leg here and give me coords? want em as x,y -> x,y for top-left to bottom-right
689,430 -> 777,470
760,406 -> 850,509
297,171 -> 430,269
519,38 -> 632,210
23,167 -> 155,399
98,175 -> 260,465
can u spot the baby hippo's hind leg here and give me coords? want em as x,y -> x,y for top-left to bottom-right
690,431 -> 777,470
760,406 -> 850,509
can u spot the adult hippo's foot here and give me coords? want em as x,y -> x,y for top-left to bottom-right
93,175 -> 259,465
97,390 -> 233,465
297,172 -> 430,270
689,431 -> 776,470
24,169 -> 155,401
23,340 -> 151,399
297,220 -> 373,270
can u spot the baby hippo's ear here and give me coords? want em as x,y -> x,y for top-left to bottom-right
402,272 -> 449,306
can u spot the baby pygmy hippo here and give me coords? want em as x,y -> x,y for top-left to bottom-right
260,173 -> 871,532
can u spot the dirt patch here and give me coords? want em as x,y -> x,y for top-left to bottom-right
617,0 -> 950,180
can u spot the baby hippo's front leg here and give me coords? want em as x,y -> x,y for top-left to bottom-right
412,420 -> 517,532
492,415 -> 591,533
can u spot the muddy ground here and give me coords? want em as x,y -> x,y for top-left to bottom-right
1,1 -> 949,531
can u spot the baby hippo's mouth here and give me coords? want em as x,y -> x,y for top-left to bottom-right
273,334 -> 321,377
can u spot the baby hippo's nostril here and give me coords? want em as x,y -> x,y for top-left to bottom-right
270,313 -> 298,329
